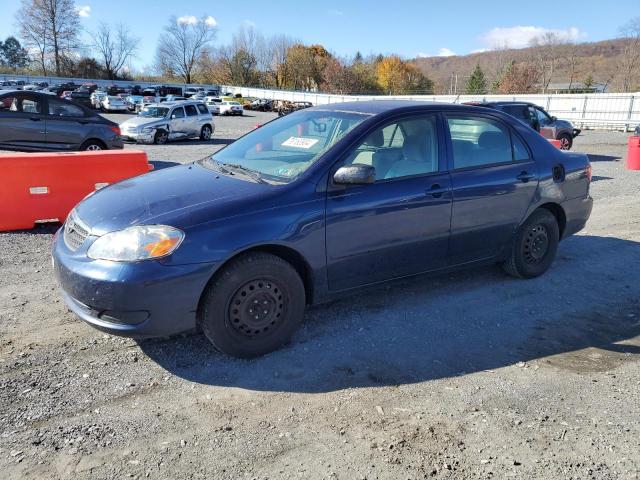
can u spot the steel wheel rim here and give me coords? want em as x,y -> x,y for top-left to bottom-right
86,144 -> 102,151
228,279 -> 285,338
156,133 -> 168,144
560,137 -> 570,149
523,224 -> 549,264
202,127 -> 211,140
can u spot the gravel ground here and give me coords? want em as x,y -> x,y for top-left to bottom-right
0,116 -> 639,480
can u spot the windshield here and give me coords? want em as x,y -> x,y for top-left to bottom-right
139,106 -> 168,118
200,109 -> 370,183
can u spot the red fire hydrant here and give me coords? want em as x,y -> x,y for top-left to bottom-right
627,136 -> 640,170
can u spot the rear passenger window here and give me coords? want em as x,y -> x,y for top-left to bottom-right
447,116 -> 523,169
185,105 -> 198,116
197,104 -> 208,114
512,134 -> 530,161
48,98 -> 84,117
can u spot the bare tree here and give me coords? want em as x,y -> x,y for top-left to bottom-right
16,0 -> 81,76
267,34 -> 296,88
618,18 -> 640,92
529,32 -> 565,93
156,16 -> 216,84
92,22 -> 139,80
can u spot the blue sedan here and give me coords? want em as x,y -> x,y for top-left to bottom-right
53,101 -> 593,358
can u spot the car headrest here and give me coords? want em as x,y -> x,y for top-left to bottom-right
478,131 -> 507,150
364,129 -> 384,147
402,135 -> 426,162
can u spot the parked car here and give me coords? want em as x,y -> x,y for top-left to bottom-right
277,101 -> 313,116
90,91 -> 107,110
0,90 -> 123,151
125,95 -> 144,112
163,95 -> 187,102
251,98 -> 274,112
60,91 -> 73,100
69,90 -> 92,108
185,87 -> 204,98
465,101 -> 580,150
52,100 -> 593,358
119,101 -> 214,144
100,95 -> 128,112
219,100 -> 244,116
205,97 -> 222,114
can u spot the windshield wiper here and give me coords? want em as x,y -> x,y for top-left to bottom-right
209,160 -> 268,184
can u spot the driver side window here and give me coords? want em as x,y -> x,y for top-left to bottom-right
346,115 -> 439,181
535,108 -> 551,126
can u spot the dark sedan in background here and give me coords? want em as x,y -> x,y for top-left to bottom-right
466,101 -> 581,150
53,101 -> 592,358
0,90 -> 123,151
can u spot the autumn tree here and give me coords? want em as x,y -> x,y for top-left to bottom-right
376,56 -> 433,94
156,16 -> 216,83
16,0 -> 81,76
320,58 -> 357,94
496,61 -> 538,94
529,32 -> 566,93
465,64 -> 487,94
285,44 -> 331,90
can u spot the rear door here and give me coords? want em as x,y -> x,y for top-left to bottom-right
44,97 -> 92,149
183,104 -> 200,135
445,113 -> 539,264
0,92 -> 47,149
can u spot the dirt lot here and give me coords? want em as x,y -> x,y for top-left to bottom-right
1,115 -> 639,479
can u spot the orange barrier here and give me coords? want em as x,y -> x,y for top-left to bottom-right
0,150 -> 153,232
548,138 -> 562,149
626,136 -> 640,170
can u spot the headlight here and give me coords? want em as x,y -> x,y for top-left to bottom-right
87,225 -> 184,262
142,126 -> 155,133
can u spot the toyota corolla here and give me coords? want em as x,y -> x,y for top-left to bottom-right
52,101 -> 593,358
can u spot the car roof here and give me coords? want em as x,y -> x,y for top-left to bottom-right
308,100 -> 487,115
467,101 -> 538,107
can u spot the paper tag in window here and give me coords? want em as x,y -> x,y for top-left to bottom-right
281,136 -> 318,149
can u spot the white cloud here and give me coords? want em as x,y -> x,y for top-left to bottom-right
437,48 -> 456,57
76,5 -> 91,18
177,15 -> 198,25
480,26 -> 586,49
416,52 -> 430,58
470,48 -> 489,54
204,16 -> 218,27
243,19 -> 256,28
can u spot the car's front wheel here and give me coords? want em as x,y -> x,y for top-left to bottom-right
502,209 -> 559,279
199,252 -> 306,358
153,130 -> 168,145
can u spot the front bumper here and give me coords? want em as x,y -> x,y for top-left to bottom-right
121,130 -> 155,144
52,229 -> 217,338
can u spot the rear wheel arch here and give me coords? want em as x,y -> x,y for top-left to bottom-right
537,202 -> 566,239
80,138 -> 107,151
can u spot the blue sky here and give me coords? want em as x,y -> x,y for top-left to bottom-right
1,0 -> 635,70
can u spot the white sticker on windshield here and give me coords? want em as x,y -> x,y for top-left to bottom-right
281,136 -> 319,149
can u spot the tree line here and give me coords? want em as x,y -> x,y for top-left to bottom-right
6,0 -> 640,94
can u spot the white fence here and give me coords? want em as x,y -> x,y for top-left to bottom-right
221,85 -> 640,131
2,73 -> 638,130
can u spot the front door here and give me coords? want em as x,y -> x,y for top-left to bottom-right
445,114 -> 539,264
325,114 -> 452,291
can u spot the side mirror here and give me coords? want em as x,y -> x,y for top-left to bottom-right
333,164 -> 376,185
551,116 -> 557,122
171,114 -> 176,119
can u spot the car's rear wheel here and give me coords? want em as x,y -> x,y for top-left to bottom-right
502,209 -> 559,279
198,252 -> 306,358
80,140 -> 106,151
154,130 -> 168,145
200,125 -> 212,141
558,133 -> 572,150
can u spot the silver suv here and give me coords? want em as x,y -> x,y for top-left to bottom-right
120,101 -> 214,145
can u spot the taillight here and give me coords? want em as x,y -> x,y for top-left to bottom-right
586,163 -> 592,182
109,125 -> 121,136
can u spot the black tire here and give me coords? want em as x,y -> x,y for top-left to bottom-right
200,125 -> 212,141
80,140 -> 106,151
558,133 -> 572,150
501,209 -> 559,279
199,252 -> 306,358
153,130 -> 168,145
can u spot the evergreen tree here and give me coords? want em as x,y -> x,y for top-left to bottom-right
465,64 -> 487,94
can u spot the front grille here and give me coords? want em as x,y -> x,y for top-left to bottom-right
63,212 -> 90,251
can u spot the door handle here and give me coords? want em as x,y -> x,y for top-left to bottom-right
426,183 -> 447,198
516,171 -> 535,183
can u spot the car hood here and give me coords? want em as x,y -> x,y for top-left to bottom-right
120,116 -> 167,129
75,163 -> 271,235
